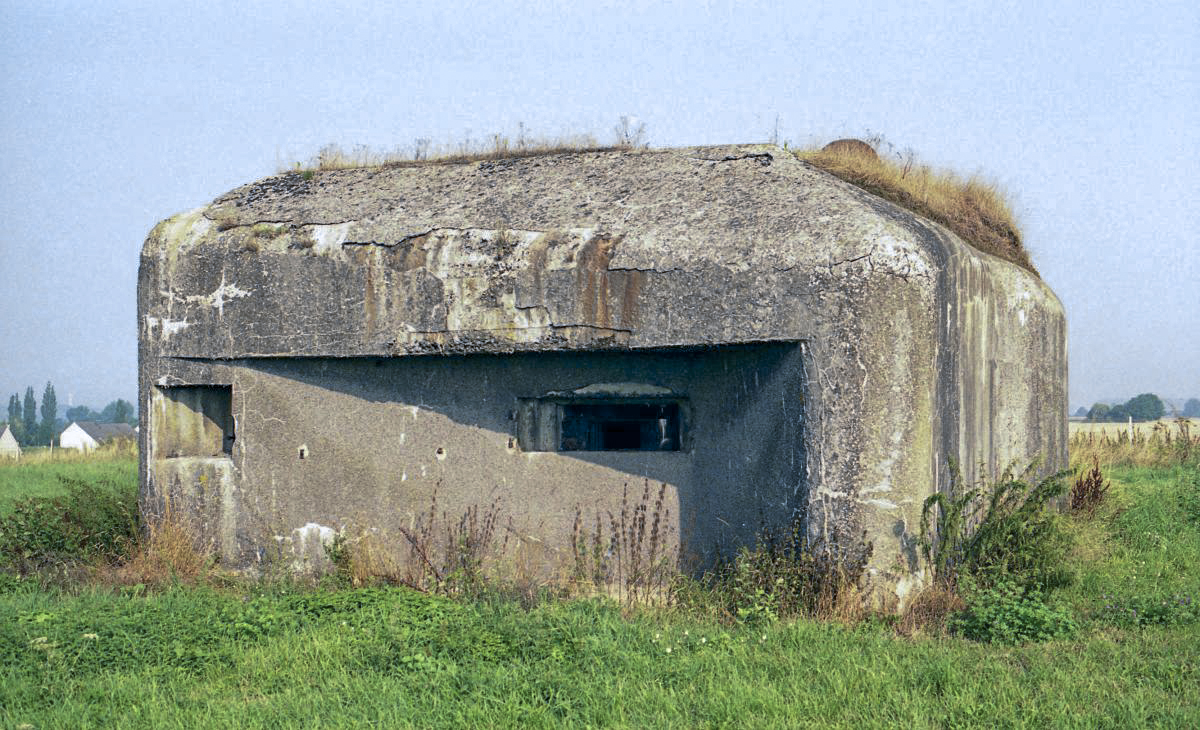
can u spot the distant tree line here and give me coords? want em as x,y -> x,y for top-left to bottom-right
2,382 -> 135,447
1086,393 -> 1169,423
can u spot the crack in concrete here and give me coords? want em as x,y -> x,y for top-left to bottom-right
810,246 -> 933,283
203,215 -> 360,230
341,227 -> 468,248
826,252 -> 873,274
609,265 -> 678,274
392,323 -> 633,335
688,152 -> 774,166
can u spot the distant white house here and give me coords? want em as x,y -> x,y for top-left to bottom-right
59,421 -> 136,452
0,424 -> 20,460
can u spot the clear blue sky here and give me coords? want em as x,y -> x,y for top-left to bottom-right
1,0 -> 1197,413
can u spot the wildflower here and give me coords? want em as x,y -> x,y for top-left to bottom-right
700,637 -> 707,644
665,647 -> 672,654
82,633 -> 98,640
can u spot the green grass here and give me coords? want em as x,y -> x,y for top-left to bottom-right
0,457 -> 136,516
1,584 -> 1195,728
0,461 -> 1196,727
1062,465 -> 1200,628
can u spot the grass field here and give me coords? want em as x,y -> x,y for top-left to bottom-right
1068,417 -> 1200,437
1,456 -> 1197,727
0,447 -> 136,516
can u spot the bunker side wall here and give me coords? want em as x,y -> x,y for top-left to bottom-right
937,229 -> 1069,495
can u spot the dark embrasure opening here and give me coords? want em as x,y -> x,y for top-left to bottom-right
560,402 -> 680,451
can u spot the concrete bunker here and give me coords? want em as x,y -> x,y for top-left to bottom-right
138,144 -> 1066,603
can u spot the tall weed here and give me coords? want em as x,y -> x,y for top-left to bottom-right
571,481 -> 674,607
332,489 -> 511,597
1070,419 -> 1199,469
919,460 -> 1072,590
1069,457 -> 1110,515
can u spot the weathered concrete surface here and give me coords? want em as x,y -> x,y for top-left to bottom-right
138,144 -> 1067,604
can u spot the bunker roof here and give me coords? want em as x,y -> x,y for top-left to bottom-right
144,144 -> 1048,358
203,145 -> 956,272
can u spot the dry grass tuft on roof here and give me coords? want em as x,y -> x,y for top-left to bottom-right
289,123 -> 646,174
286,118 -> 651,173
298,135 -> 626,172
797,140 -> 1034,275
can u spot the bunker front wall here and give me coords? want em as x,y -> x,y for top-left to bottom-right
137,145 -> 1066,594
141,345 -> 807,571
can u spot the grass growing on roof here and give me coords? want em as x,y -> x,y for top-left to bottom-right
796,141 -> 1033,274
288,118 -> 650,173
289,132 -> 624,173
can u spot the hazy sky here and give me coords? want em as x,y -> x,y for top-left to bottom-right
1,0 -> 1196,414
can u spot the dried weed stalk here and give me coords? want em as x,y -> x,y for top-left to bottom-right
572,481 -> 675,607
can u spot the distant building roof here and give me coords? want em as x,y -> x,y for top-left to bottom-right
0,424 -> 20,453
71,421 -> 136,443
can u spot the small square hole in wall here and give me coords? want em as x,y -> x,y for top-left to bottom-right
154,385 -> 233,458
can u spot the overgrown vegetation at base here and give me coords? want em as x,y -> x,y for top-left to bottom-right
680,525 -> 872,626
0,477 -> 139,570
328,489 -> 512,598
916,461 -> 1076,643
795,140 -> 1033,275
571,481 -> 675,607
949,578 -> 1078,644
1,456 -> 1197,725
